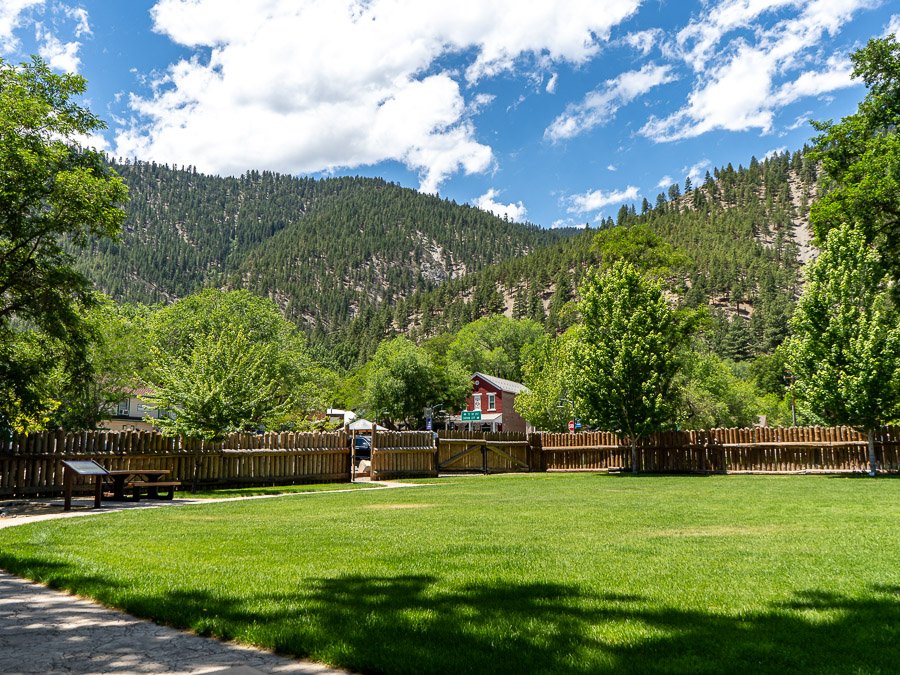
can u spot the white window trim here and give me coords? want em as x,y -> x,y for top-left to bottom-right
488,393 -> 496,411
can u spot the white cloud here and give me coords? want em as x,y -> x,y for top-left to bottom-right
0,0 -> 43,53
62,6 -> 91,38
545,63 -> 676,142
474,188 -> 528,222
684,159 -> 711,184
607,164 -> 617,171
771,55 -> 855,105
69,130 -> 110,152
552,218 -> 588,229
624,28 -> 662,56
764,146 -> 788,159
36,22 -> 81,72
566,185 -> 639,214
656,175 -> 673,189
118,0 -> 640,191
673,0 -> 801,72
887,14 -> 900,36
469,93 -> 496,114
2,2 -> 89,73
643,0 -> 876,142
641,44 -> 778,141
546,72 -> 558,94
787,111 -> 813,130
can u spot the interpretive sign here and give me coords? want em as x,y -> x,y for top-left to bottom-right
61,460 -> 109,511
61,460 -> 109,475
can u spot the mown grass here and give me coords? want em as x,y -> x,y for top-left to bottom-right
179,481 -> 384,499
0,474 -> 897,674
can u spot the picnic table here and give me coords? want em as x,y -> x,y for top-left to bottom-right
104,469 -> 181,501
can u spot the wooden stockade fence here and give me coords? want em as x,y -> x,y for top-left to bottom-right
437,431 -> 531,474
2,425 -> 898,497
370,431 -> 437,480
0,430 -> 352,498
536,431 -> 628,472
539,426 -> 900,474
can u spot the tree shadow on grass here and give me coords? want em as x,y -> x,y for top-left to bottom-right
827,472 -> 900,479
2,552 -> 898,674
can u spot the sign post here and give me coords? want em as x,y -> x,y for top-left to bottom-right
61,460 -> 109,511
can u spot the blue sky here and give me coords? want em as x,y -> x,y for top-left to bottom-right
2,1 -> 897,228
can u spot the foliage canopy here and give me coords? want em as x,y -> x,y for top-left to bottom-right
0,57 -> 127,430
571,261 -> 692,469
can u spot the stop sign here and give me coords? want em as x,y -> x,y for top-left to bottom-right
568,419 -> 576,432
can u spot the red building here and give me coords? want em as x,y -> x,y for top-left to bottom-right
451,372 -> 532,433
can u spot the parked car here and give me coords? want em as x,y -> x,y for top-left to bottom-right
353,434 -> 372,459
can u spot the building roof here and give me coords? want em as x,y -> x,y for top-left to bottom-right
472,372 -> 529,395
348,418 -> 389,431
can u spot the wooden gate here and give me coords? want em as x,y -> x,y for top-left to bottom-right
437,432 -> 530,473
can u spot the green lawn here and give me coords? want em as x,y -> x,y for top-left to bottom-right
1,474 -> 898,674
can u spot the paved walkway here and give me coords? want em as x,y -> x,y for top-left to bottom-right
0,571 -> 340,674
0,482 -> 432,674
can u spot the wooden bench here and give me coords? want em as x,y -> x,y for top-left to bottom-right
127,480 -> 181,501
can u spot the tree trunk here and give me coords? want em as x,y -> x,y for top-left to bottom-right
631,439 -> 638,475
868,428 -> 877,477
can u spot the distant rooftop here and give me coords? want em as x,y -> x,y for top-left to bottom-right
473,372 -> 529,395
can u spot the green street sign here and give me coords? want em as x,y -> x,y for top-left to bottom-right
461,410 -> 482,421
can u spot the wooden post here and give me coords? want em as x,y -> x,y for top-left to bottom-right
93,474 -> 103,508
351,429 -> 356,482
371,424 -> 378,480
63,465 -> 73,511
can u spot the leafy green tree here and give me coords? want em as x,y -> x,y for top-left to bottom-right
363,336 -> 470,428
592,222 -> 688,278
748,348 -> 789,398
146,324 -> 287,441
514,328 -> 578,432
446,315 -> 544,383
786,223 -> 900,475
677,348 -> 789,429
54,298 -> 152,430
810,36 -> 900,276
149,289 -> 291,357
0,329 -> 67,432
422,331 -> 473,414
571,261 -> 692,472
0,57 -> 128,430
146,290 -> 327,437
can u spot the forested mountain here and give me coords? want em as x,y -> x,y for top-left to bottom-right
333,149 -> 820,366
71,161 -> 577,341
72,149 -> 819,369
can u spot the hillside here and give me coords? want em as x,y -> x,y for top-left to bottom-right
72,161 -> 577,341
334,149 -> 820,365
73,150 -> 820,369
